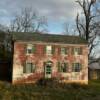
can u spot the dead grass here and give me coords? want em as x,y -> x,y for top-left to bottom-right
0,80 -> 100,100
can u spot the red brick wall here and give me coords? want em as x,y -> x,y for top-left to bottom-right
12,42 -> 88,84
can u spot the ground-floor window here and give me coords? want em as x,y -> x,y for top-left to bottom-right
23,62 -> 35,73
72,63 -> 82,72
57,62 -> 69,73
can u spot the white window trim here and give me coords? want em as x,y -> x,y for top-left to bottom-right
26,44 -> 34,55
46,45 -> 52,55
23,61 -> 35,74
72,62 -> 82,72
61,47 -> 68,56
74,48 -> 82,56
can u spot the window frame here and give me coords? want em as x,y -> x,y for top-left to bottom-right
72,63 -> 82,72
61,47 -> 68,55
57,62 -> 69,73
46,65 -> 52,74
23,62 -> 35,74
26,44 -> 35,54
73,47 -> 82,55
46,45 -> 52,55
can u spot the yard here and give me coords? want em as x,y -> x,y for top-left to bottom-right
0,80 -> 100,100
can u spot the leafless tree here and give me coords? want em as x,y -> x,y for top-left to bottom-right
9,8 -> 48,32
63,22 -> 78,35
76,0 -> 100,58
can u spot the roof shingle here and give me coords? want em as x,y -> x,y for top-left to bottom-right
12,32 -> 88,44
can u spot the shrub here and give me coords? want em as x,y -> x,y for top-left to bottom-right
36,78 -> 59,87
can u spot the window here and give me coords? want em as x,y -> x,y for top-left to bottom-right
46,65 -> 51,74
23,62 -> 35,73
61,47 -> 68,55
26,44 -> 35,54
73,47 -> 82,55
72,63 -> 82,72
61,63 -> 68,72
46,45 -> 52,55
57,62 -> 68,73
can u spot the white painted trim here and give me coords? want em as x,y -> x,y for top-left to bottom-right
14,41 -> 88,47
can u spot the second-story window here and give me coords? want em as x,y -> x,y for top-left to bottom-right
72,47 -> 82,55
46,45 -> 52,55
61,47 -> 68,55
26,44 -> 35,54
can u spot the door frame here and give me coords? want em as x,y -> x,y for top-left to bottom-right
44,61 -> 53,78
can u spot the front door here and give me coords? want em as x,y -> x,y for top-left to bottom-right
45,65 -> 52,78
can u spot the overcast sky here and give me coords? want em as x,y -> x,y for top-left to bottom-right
0,0 -> 85,33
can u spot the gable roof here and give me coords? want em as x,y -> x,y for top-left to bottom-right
12,32 -> 88,44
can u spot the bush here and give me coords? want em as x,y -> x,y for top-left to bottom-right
36,78 -> 59,87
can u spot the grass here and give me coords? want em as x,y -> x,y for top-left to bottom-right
0,80 -> 100,100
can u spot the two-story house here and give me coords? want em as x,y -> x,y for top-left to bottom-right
12,32 -> 88,84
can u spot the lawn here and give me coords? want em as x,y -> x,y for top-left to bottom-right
0,80 -> 100,100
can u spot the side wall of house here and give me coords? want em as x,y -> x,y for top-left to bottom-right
12,41 -> 88,84
89,69 -> 100,80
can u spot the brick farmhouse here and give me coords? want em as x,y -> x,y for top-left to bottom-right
12,32 -> 88,84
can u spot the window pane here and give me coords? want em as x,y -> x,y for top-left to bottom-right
79,48 -> 82,55
57,62 -> 68,73
61,47 -> 68,55
23,62 -> 35,73
32,45 -> 35,53
26,63 -> 32,73
65,48 -> 68,54
46,46 -> 52,55
23,62 -> 26,73
26,44 -> 35,54
74,48 -> 82,55
57,62 -> 62,72
62,63 -> 68,72
72,63 -> 81,72
31,64 -> 35,72
27,49 -> 32,54
46,66 -> 51,74
61,48 -> 66,55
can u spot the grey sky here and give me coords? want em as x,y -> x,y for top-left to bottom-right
0,0 -> 81,24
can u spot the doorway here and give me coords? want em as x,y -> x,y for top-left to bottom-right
44,61 -> 52,78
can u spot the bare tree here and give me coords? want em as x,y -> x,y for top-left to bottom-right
76,0 -> 100,58
63,22 -> 78,35
9,8 -> 48,32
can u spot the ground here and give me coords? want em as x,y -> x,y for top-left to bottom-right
0,80 -> 100,100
